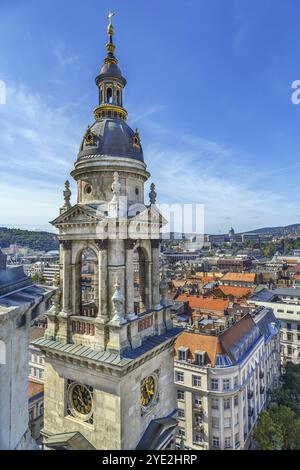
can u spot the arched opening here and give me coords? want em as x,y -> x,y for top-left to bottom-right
133,247 -> 150,315
116,88 -> 121,105
80,248 -> 98,317
106,87 -> 113,104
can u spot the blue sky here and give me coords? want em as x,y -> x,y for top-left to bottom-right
1,0 -> 300,234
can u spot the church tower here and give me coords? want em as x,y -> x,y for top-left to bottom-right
33,13 -> 179,451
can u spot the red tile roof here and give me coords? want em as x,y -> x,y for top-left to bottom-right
176,295 -> 229,312
28,379 -> 44,399
175,331 -> 224,367
221,272 -> 256,283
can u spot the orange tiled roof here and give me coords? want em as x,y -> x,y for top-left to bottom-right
175,331 -> 224,367
221,272 -> 256,283
28,379 -> 44,399
176,295 -> 229,312
216,286 -> 253,299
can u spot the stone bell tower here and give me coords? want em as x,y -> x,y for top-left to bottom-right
32,12 -> 180,451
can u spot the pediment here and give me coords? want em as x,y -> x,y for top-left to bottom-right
51,204 -> 104,227
131,205 -> 167,227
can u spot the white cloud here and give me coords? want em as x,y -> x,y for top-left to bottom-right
0,86 -> 298,234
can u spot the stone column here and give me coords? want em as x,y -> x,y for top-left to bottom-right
95,240 -> 108,322
151,239 -> 161,309
60,241 -> 72,316
125,240 -> 137,320
71,263 -> 81,316
145,260 -> 152,310
108,239 -> 125,320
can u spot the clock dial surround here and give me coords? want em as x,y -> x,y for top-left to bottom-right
140,375 -> 158,409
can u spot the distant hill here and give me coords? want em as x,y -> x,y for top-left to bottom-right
242,223 -> 300,237
0,227 -> 59,252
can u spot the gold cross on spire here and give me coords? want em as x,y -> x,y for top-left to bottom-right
107,11 -> 115,26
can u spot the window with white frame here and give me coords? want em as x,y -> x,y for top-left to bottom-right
192,375 -> 201,388
212,417 -> 219,429
211,398 -> 219,410
224,437 -> 232,449
175,371 -> 184,383
211,378 -> 219,391
234,395 -> 239,407
194,395 -> 202,407
178,347 -> 189,362
234,376 -> 238,388
177,389 -> 185,401
177,428 -> 185,438
178,409 -> 185,419
212,436 -> 220,448
224,398 -> 231,410
224,417 -> 231,428
223,378 -> 230,391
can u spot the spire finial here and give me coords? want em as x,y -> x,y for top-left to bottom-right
105,11 -> 117,64
107,11 -> 115,29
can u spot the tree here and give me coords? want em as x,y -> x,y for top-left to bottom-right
269,406 -> 300,450
253,411 -> 283,450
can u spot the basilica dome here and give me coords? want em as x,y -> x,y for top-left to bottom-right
77,118 -> 144,162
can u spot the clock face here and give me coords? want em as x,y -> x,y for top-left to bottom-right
140,375 -> 157,409
70,384 -> 93,417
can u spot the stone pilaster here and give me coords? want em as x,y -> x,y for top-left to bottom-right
60,241 -> 72,316
95,240 -> 109,322
151,239 -> 161,309
125,239 -> 137,320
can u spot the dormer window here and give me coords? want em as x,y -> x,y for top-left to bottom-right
194,351 -> 206,366
178,347 -> 189,362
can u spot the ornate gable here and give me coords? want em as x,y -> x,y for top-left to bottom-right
51,204 -> 104,228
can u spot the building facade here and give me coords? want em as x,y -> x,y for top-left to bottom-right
32,14 -> 180,451
174,308 -> 281,450
249,287 -> 300,364
0,249 -> 54,450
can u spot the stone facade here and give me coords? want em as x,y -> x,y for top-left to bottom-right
0,268 -> 54,450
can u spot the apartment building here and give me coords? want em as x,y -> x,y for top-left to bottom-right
220,273 -> 257,288
249,288 -> 300,364
174,308 -> 281,450
29,327 -> 45,383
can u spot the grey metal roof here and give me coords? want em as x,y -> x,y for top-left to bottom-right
32,327 -> 182,366
77,118 -> 144,162
250,288 -> 275,303
0,266 -> 32,296
273,288 -> 300,297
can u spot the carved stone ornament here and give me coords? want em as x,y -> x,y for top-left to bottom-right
149,183 -> 157,205
111,278 -> 127,325
160,270 -> 169,307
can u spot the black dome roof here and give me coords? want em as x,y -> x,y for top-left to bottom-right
78,118 -> 144,162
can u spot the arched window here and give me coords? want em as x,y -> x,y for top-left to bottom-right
116,88 -> 121,105
80,248 -> 98,317
106,87 -> 113,104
